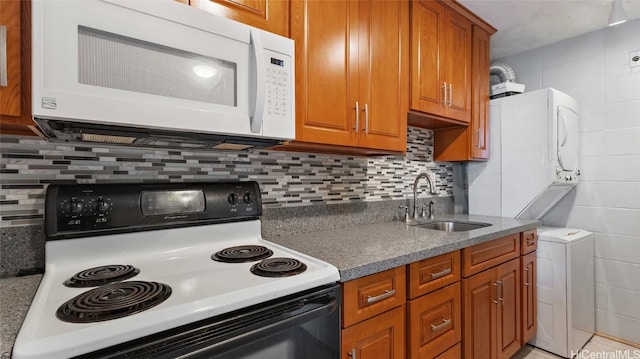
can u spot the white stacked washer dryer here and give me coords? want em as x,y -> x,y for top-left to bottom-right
530,227 -> 595,358
467,88 -> 595,357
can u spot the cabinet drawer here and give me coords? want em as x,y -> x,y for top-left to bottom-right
342,266 -> 406,328
408,282 -> 461,359
409,251 -> 460,299
434,342 -> 461,359
462,234 -> 520,277
521,229 -> 538,254
341,305 -> 406,359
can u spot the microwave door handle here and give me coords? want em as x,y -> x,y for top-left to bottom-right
250,29 -> 266,134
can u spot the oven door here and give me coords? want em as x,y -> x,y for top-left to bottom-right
32,0 -> 293,139
75,284 -> 341,359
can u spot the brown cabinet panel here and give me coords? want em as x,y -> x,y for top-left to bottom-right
409,250 -> 460,299
521,229 -> 538,255
190,0 -> 289,37
469,25 -> 490,159
462,234 -> 520,277
496,258 -> 521,359
357,0 -> 407,152
408,282 -> 461,359
342,305 -> 406,359
462,267 -> 496,359
0,0 -> 36,135
441,8 -> 471,122
290,0 -> 357,147
343,266 -> 406,328
289,0 -> 407,153
521,251 -> 537,344
410,0 -> 445,115
434,342 -> 461,359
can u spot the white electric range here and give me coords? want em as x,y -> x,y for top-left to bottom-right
13,182 -> 340,359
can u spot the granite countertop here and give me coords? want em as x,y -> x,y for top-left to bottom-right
268,214 -> 540,281
0,275 -> 42,359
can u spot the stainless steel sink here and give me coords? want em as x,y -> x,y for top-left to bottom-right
413,221 -> 491,232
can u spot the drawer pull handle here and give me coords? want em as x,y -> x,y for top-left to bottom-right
430,268 -> 452,280
348,348 -> 356,359
431,318 -> 452,332
1,26 -> 6,87
366,289 -> 395,304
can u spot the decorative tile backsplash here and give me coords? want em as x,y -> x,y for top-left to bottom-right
0,127 -> 452,227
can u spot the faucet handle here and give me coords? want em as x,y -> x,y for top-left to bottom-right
420,204 -> 427,218
399,205 -> 411,222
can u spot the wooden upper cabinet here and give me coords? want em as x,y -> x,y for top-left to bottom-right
190,0 -> 289,37
469,25 -> 490,159
289,0 -> 407,153
410,0 -> 471,123
0,0 -> 36,136
356,0 -> 408,151
433,24 -> 490,162
290,0 -> 356,148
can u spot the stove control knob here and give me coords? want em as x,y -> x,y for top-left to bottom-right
227,193 -> 238,205
69,198 -> 82,214
96,197 -> 109,212
243,192 -> 253,204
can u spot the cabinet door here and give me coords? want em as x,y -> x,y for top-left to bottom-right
521,251 -> 537,344
408,282 -> 461,359
290,0 -> 358,147
342,305 -> 405,359
190,0 -> 289,37
470,25 -> 489,159
0,0 -> 34,135
357,0 -> 407,152
410,0 -> 445,116
496,258 -> 522,359
462,268 -> 496,359
441,8 -> 471,123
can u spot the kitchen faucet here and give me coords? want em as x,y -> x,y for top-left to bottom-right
412,173 -> 436,219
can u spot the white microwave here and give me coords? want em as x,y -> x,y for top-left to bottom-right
32,0 -> 294,150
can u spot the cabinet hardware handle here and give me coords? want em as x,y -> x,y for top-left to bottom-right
354,101 -> 360,132
366,289 -> 395,304
348,348 -> 356,359
524,267 -> 530,286
430,268 -> 452,280
1,25 -> 7,87
493,282 -> 499,304
448,84 -> 453,107
363,103 -> 369,134
430,318 -> 452,332
475,129 -> 481,148
442,82 -> 447,105
497,280 -> 503,305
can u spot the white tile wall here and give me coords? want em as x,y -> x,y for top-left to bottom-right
497,18 -> 640,345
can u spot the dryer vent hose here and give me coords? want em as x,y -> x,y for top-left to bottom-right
490,62 -> 517,86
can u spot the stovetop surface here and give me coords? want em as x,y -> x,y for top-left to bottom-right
13,220 -> 339,359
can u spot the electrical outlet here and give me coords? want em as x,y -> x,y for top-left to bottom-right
630,49 -> 640,69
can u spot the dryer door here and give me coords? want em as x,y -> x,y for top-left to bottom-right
557,105 -> 579,171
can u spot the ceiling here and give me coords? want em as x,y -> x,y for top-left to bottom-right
458,0 -> 640,59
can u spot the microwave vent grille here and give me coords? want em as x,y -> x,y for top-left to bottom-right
81,133 -> 137,144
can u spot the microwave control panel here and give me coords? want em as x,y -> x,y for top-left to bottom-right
264,50 -> 291,123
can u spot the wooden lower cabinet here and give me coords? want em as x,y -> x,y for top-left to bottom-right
435,342 -> 461,359
341,305 -> 406,359
462,257 -> 521,359
408,282 -> 461,359
521,251 -> 537,344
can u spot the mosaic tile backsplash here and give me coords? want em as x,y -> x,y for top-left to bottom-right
0,127 -> 452,227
